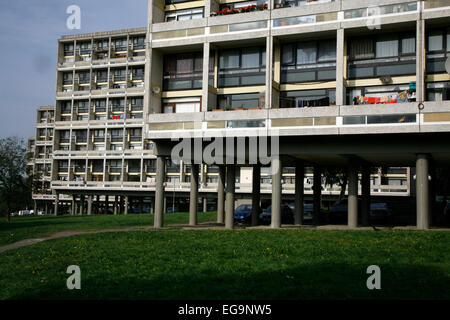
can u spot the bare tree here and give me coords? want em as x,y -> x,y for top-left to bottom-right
0,137 -> 29,222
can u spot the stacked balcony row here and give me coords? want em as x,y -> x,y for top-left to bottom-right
56,97 -> 144,122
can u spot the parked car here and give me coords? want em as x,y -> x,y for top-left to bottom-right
369,203 -> 392,223
288,203 -> 329,224
233,204 -> 253,223
329,198 -> 393,224
259,204 -> 294,225
166,206 -> 178,213
18,210 -> 32,216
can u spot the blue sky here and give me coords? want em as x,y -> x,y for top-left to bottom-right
0,0 -> 148,139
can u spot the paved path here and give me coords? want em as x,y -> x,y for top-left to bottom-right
1,223 -> 448,254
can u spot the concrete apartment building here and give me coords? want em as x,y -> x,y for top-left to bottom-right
28,0 -> 450,229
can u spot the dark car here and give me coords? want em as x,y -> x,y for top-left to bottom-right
233,204 -> 253,223
259,204 -> 294,225
289,203 -> 329,224
329,198 -> 393,224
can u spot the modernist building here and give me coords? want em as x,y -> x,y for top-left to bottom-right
31,0 -> 450,229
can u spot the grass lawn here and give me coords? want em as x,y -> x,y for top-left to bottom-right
0,212 -> 216,246
0,227 -> 449,300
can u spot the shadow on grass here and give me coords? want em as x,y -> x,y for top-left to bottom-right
8,262 -> 449,300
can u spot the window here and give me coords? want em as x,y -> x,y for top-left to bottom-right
165,7 -> 204,22
217,93 -> 261,110
376,35 -> 399,58
426,28 -> 450,74
426,82 -> 450,101
281,39 -> 336,83
163,52 -> 203,90
348,32 -> 416,79
163,97 -> 201,113
218,46 -> 266,87
131,36 -> 146,49
428,31 -> 443,52
64,43 -> 74,56
280,89 -> 336,108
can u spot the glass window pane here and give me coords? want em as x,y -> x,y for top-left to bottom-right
428,32 -> 443,51
402,36 -> 415,54
297,42 -> 316,64
318,40 -> 336,61
242,47 -> 260,68
376,35 -> 398,57
220,50 -> 240,69
349,38 -> 374,59
177,55 -> 193,73
282,44 -> 293,64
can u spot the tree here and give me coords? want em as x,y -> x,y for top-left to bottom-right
323,167 -> 348,201
0,137 -> 29,222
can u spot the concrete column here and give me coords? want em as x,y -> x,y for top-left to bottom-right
271,158 -> 282,228
313,166 -> 322,225
87,195 -> 92,216
96,195 -> 100,214
416,154 -> 430,229
203,197 -> 208,213
164,196 -> 167,214
105,195 -> 109,214
336,28 -> 345,106
252,164 -> 261,226
217,165 -> 225,224
80,195 -> 85,215
71,197 -> 76,216
124,196 -> 129,215
225,165 -> 236,230
45,202 -> 48,215
54,193 -> 59,216
33,200 -> 37,215
294,162 -> 304,225
139,197 -> 144,214
361,165 -> 371,226
154,156 -> 166,228
189,164 -> 199,225
348,166 -> 358,228
416,17 -> 425,102
114,195 -> 118,215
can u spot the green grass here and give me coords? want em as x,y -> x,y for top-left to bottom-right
0,228 -> 449,300
0,212 -> 216,246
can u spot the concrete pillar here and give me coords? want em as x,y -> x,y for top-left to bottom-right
189,164 -> 199,225
416,154 -> 430,229
45,202 -> 48,215
80,195 -> 85,215
105,195 -> 109,214
33,200 -> 37,215
87,195 -> 92,216
252,164 -> 261,226
203,198 -> 208,213
348,166 -> 358,228
313,166 -> 322,225
154,156 -> 166,228
150,197 -> 155,214
225,165 -> 236,230
336,28 -> 346,105
71,197 -> 76,216
271,158 -> 282,228
139,197 -> 144,214
361,165 -> 371,226
96,195 -> 100,214
124,196 -> 129,215
294,162 -> 304,225
164,196 -> 167,214
54,193 -> 59,216
113,196 -> 118,215
416,17 -> 425,102
217,165 -> 225,224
